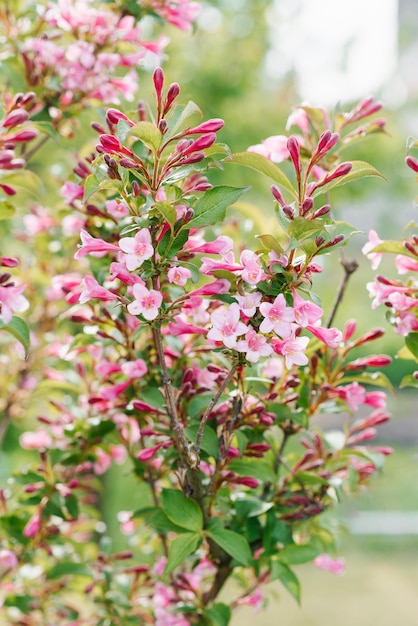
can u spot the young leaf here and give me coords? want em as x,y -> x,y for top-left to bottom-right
204,603 -> 231,626
405,332 -> 418,360
186,186 -> 248,229
228,458 -> 275,483
370,240 -> 418,260
288,217 -> 325,241
228,151 -> 296,197
278,542 -> 320,565
128,121 -> 162,152
312,160 -> 385,198
47,562 -> 91,580
161,488 -> 203,532
164,532 -> 201,574
207,520 -> 252,566
0,316 -> 30,357
0,200 -> 15,220
256,234 -> 284,254
270,559 -> 301,604
155,200 -> 177,228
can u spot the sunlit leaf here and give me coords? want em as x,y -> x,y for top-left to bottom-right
164,532 -> 201,574
186,186 -> 248,229
312,160 -> 385,198
207,519 -> 252,566
128,121 -> 162,152
370,240 -> 418,260
0,200 -> 16,219
0,316 -> 30,357
228,151 -> 295,196
161,489 -> 203,532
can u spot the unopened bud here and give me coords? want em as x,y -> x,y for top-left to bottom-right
182,132 -> 217,156
406,156 -> 418,173
313,204 -> 331,218
106,108 -> 134,127
300,197 -> 313,216
153,67 -> 164,101
282,204 -> 294,219
158,119 -> 168,133
271,184 -> 285,207
8,128 -> 38,142
186,118 -> 224,135
132,180 -> 140,197
119,157 -> 138,169
287,136 -> 301,174
137,100 -> 147,121
163,82 -> 180,115
2,109 -> 29,128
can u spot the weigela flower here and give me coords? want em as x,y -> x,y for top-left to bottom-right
119,229 -> 154,271
236,328 -> 273,363
259,294 -> 294,336
0,284 -> 29,324
271,334 -> 309,368
127,284 -> 162,321
362,229 -> 383,269
207,303 -> 248,349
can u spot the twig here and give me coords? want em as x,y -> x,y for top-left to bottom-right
194,363 -> 237,454
326,254 -> 359,328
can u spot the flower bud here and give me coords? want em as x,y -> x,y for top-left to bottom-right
106,108 -> 134,127
271,184 -> 285,207
287,136 -> 301,174
2,109 -> 29,128
8,128 -> 38,142
182,132 -> 217,156
163,82 -> 180,115
186,118 -> 224,135
153,67 -> 164,101
406,156 -> 418,173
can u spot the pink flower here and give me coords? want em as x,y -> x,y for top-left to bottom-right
236,587 -> 263,612
0,549 -> 18,569
236,328 -> 273,363
271,334 -> 309,368
286,107 -> 310,133
262,356 -> 284,380
74,229 -> 119,259
306,324 -> 342,348
362,230 -> 383,269
119,229 -> 154,271
118,511 -> 136,535
259,294 -> 294,336
105,199 -> 129,219
240,250 -> 266,284
314,554 -> 345,575
248,135 -> 290,163
20,430 -> 52,450
293,291 -> 323,326
79,276 -> 119,304
121,359 -> 147,378
167,265 -> 192,286
235,292 -> 262,317
395,254 -> 418,275
336,382 -> 366,410
0,284 -> 29,323
127,284 -> 162,321
60,181 -> 84,204
23,511 -> 42,538
186,235 -> 233,255
207,303 -> 248,349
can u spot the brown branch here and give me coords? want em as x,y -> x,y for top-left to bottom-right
326,255 -> 359,328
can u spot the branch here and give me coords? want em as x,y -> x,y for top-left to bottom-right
326,254 -> 359,328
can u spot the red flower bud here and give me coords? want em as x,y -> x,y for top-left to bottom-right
2,109 -> 29,128
186,118 -> 224,135
153,67 -> 164,101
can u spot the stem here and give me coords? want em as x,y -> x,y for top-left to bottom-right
194,363 -> 237,455
22,135 -> 49,162
326,254 -> 359,328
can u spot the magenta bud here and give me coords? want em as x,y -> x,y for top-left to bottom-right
183,368 -> 194,383
328,162 -> 352,181
406,156 -> 418,173
186,118 -> 224,135
91,121 -> 106,134
182,132 -> 217,156
8,128 -> 38,142
158,119 -> 168,133
0,257 -> 19,267
287,136 -> 301,173
301,197 -> 314,215
271,184 -> 285,206
313,204 -> 331,218
181,152 -> 205,165
106,108 -> 134,127
0,183 -> 16,196
99,134 -> 121,151
163,82 -> 180,114
119,157 -> 138,168
153,67 -> 164,100
2,109 -> 29,128
132,180 -> 140,197
282,205 -> 294,219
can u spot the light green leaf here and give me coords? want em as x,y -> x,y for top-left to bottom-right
256,234 -> 284,254
369,240 -> 418,260
169,100 -> 202,136
228,151 -> 295,196
312,160 -> 385,198
83,174 -> 123,202
270,559 -> 301,604
134,507 -> 188,534
405,332 -> 418,360
288,217 -> 325,241
228,458 -> 275,483
400,374 -> 418,389
164,532 -> 201,574
128,121 -> 162,152
0,316 -> 30,357
207,520 -> 252,566
186,186 -> 248,229
0,170 -> 44,199
161,488 -> 203,532
233,493 -> 273,520
155,200 -> 177,227
279,542 -> 320,565
184,424 -> 219,459
340,371 -> 394,392
204,603 -> 231,626
0,200 -> 16,220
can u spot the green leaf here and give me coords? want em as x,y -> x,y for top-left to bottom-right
312,160 -> 385,197
0,316 -> 30,357
0,170 -> 44,199
169,100 -> 202,136
288,217 -> 325,241
83,174 -> 123,201
279,542 -> 320,565
370,240 -> 418,260
405,332 -> 418,360
161,489 -> 203,532
204,603 -> 231,626
256,234 -> 284,254
270,559 -> 301,604
341,371 -> 394,392
233,493 -> 273,521
228,151 -> 295,197
184,424 -> 219,459
228,458 -> 275,483
128,121 -> 162,152
47,562 -> 91,580
155,200 -> 177,227
207,520 -> 252,566
0,200 -> 16,219
134,507 -> 187,534
4,595 -> 34,613
400,374 -> 418,389
164,532 -> 201,574
186,186 -> 248,229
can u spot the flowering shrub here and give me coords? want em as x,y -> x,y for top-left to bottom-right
0,1 -> 409,625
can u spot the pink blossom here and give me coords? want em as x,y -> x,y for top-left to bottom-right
187,279 -> 230,298
271,334 -> 309,368
200,251 -> 242,275
362,230 -> 383,269
367,279 -> 410,309
186,235 -> 233,255
240,250 -> 266,284
119,229 -> 154,270
0,284 -> 29,324
364,391 -> 387,409
247,135 -> 290,163
151,0 -> 201,31
167,265 -> 192,286
259,294 -> 294,336
207,303 -> 248,349
167,317 -> 207,336
235,292 -> 262,317
121,359 -> 147,379
0,549 -> 18,569
236,587 -> 263,612
74,229 -> 119,259
293,291 -> 323,326
127,284 -> 162,321
262,356 -> 284,379
395,311 -> 418,335
286,107 -> 310,133
117,511 -> 136,535
79,276 -> 119,304
23,511 -> 42,538
93,448 -> 112,475
306,324 -> 342,348
395,254 -> 418,275
236,328 -> 273,363
105,199 -> 129,219
314,554 -> 345,575
19,430 -> 52,450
